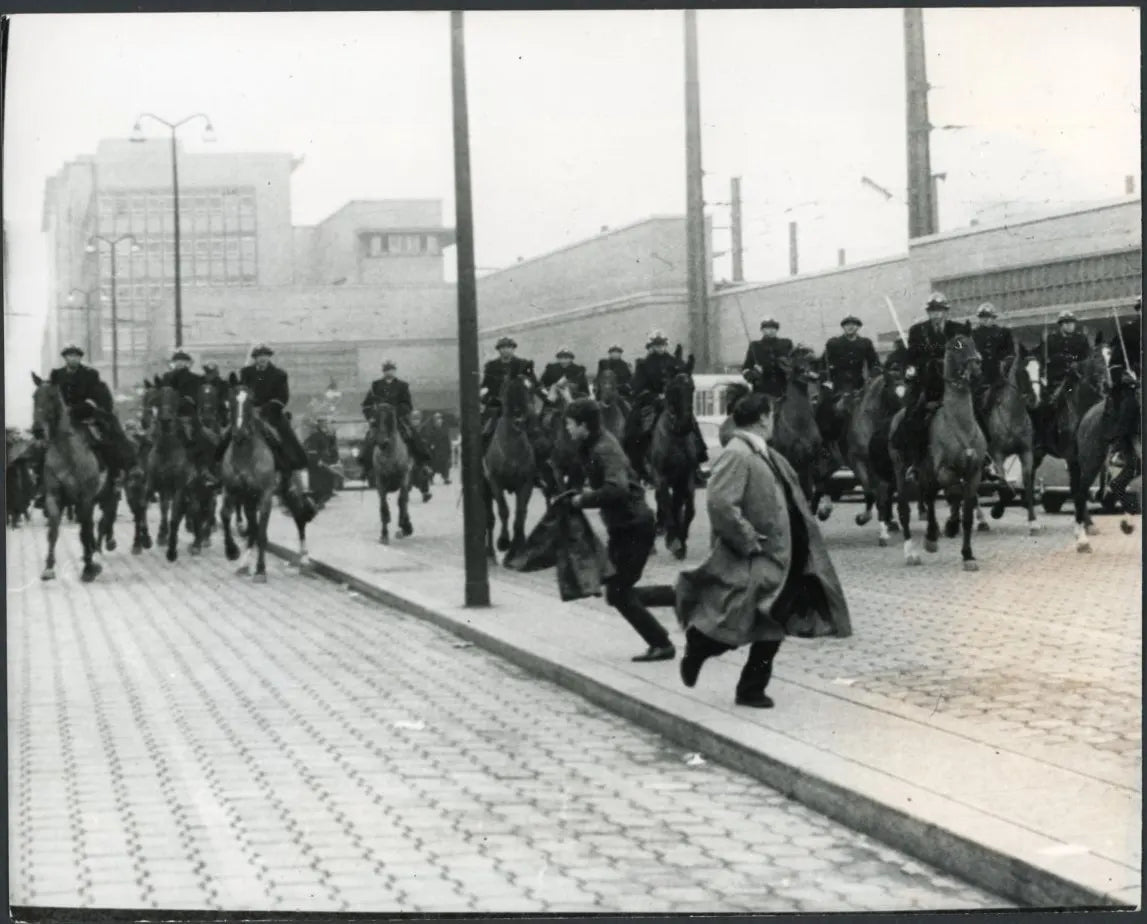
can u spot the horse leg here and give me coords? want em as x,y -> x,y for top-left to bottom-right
1067,456 -> 1092,552
398,479 -> 413,537
678,482 -> 696,561
961,482 -> 980,571
42,493 -> 62,581
221,492 -> 241,561
507,484 -> 531,561
1020,448 -> 1041,534
157,490 -> 170,545
483,479 -> 496,560
942,484 -> 961,539
166,488 -> 185,563
924,486 -> 942,553
237,497 -> 258,575
253,491 -> 273,583
379,488 -> 390,544
494,487 -> 511,552
78,499 -> 102,582
895,476 -> 919,566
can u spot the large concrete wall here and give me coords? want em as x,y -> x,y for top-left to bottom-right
312,200 -> 449,286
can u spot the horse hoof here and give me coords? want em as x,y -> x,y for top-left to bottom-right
166,549 -> 177,563
81,563 -> 102,582
887,522 -> 900,534
943,521 -> 960,539
878,537 -> 889,547
855,513 -> 872,527
1120,519 -> 1135,535
1028,522 -> 1043,535
977,521 -> 991,533
253,572 -> 267,584
41,568 -> 56,581
105,537 -> 117,552
672,545 -> 687,561
131,544 -> 142,556
990,505 -> 1005,520
189,545 -> 201,557
298,554 -> 311,568
924,538 -> 939,554
380,535 -> 390,545
905,553 -> 922,566
1076,540 -> 1092,554
1085,523 -> 1100,537
817,508 -> 831,522
963,559 -> 980,572
236,564 -> 251,576
157,530 -> 168,544
142,535 -> 153,550
496,536 -> 510,552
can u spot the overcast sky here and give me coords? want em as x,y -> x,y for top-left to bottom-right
4,8 -> 1140,424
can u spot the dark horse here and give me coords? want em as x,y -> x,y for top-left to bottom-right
649,371 -> 697,560
890,335 -> 987,571
146,385 -> 203,562
371,401 -> 414,544
122,382 -> 155,555
30,374 -> 116,582
483,373 -> 537,561
6,432 -> 36,529
772,347 -> 834,518
220,377 -> 311,579
841,368 -> 906,545
594,369 -> 630,443
192,379 -> 226,548
536,378 -> 583,499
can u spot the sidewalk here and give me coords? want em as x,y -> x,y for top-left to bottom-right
267,485 -> 1141,908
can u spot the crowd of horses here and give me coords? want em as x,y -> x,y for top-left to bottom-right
18,330 -> 1138,584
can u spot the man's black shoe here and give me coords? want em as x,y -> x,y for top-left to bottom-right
735,692 -> 775,709
680,649 -> 706,687
632,644 -> 676,663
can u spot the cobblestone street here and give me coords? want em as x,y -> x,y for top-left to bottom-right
8,520 -> 1005,913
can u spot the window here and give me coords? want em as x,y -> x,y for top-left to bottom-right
388,233 -> 423,255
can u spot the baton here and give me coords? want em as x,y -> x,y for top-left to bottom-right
1113,305 -> 1132,376
882,295 -> 908,346
734,294 -> 752,342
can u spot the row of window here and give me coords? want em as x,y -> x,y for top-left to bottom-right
98,188 -> 257,238
97,233 -> 259,295
99,323 -> 149,356
361,233 -> 441,257
99,188 -> 256,217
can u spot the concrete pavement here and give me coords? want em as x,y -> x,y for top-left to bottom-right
8,521 -> 1002,913
263,478 -> 1141,908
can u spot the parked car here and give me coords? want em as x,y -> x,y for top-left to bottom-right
1037,453 -> 1140,514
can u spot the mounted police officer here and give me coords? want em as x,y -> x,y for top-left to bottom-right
742,318 -> 794,398
595,345 -> 633,399
970,303 -> 1016,426
218,343 -> 315,519
358,360 -> 434,494
35,343 -> 136,502
892,293 -> 969,482
158,350 -> 218,487
1105,297 -> 1142,481
1037,310 -> 1094,452
479,336 -> 538,447
622,330 -> 708,482
818,315 -> 881,446
200,361 -> 230,427
539,347 -> 590,399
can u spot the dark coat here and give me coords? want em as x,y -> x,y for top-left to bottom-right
971,324 -> 1016,384
539,362 -> 589,397
200,375 -> 230,426
576,429 -> 653,533
1110,316 -> 1141,377
421,420 -> 453,472
49,364 -> 110,415
480,356 -> 537,404
596,357 -> 633,396
824,335 -> 880,391
742,337 -> 794,397
362,377 -> 414,419
676,432 -> 850,645
238,362 -> 290,409
1046,329 -> 1092,387
303,429 -> 340,464
907,319 -> 967,397
160,367 -> 204,415
631,352 -> 685,398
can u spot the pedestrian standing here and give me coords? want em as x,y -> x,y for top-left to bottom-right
564,397 -> 678,663
676,394 -> 850,708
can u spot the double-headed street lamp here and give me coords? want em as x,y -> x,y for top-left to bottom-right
85,234 -> 141,390
130,112 -> 216,349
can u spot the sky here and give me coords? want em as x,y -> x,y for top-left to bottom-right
3,7 -> 1141,425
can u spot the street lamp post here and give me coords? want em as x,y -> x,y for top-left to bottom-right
65,288 -> 93,357
86,234 -> 140,390
131,112 -> 216,350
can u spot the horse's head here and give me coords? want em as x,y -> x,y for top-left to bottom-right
155,385 -> 181,427
139,379 -> 157,430
1071,345 -> 1110,398
30,373 -> 65,436
943,335 -> 981,389
500,374 -> 535,424
788,346 -> 822,394
1020,346 -> 1044,406
197,380 -> 221,428
596,369 -> 618,403
665,372 -> 695,422
374,401 -> 398,448
229,383 -> 256,436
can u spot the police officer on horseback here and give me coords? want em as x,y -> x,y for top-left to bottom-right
358,360 -> 434,497
200,361 -> 230,427
218,343 -> 316,518
893,293 -> 968,482
159,350 -> 219,488
1104,297 -> 1141,469
479,336 -> 538,446
539,347 -> 590,399
742,318 -> 794,398
622,330 -> 709,482
970,303 -> 1016,425
34,343 -> 136,504
596,345 -> 633,399
819,315 -> 881,445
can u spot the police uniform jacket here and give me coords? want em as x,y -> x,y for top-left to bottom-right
200,375 -> 230,425
362,377 -> 413,419
539,362 -> 589,396
596,357 -> 633,395
49,364 -> 111,415
906,320 -> 967,376
238,362 -> 290,409
160,367 -> 204,414
480,357 -> 537,403
631,352 -> 685,398
1045,330 -> 1092,387
970,324 -> 1016,384
742,337 -> 794,393
1110,317 -> 1141,377
824,335 -> 880,391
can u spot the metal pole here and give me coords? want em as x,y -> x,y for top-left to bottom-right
450,10 -> 490,608
788,221 -> 799,276
837,248 -> 846,267
684,9 -> 709,371
110,245 -> 119,391
904,9 -> 936,238
730,177 -> 744,283
171,128 -> 183,349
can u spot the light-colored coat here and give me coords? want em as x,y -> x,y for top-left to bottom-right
676,431 -> 850,645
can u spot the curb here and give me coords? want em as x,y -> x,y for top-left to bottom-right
269,540 -> 1134,910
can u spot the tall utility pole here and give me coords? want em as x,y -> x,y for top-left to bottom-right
450,10 -> 490,608
730,177 -> 744,283
788,222 -> 799,276
683,10 -> 710,371
904,8 -> 936,238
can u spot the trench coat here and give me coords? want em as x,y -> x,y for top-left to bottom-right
676,432 -> 850,645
